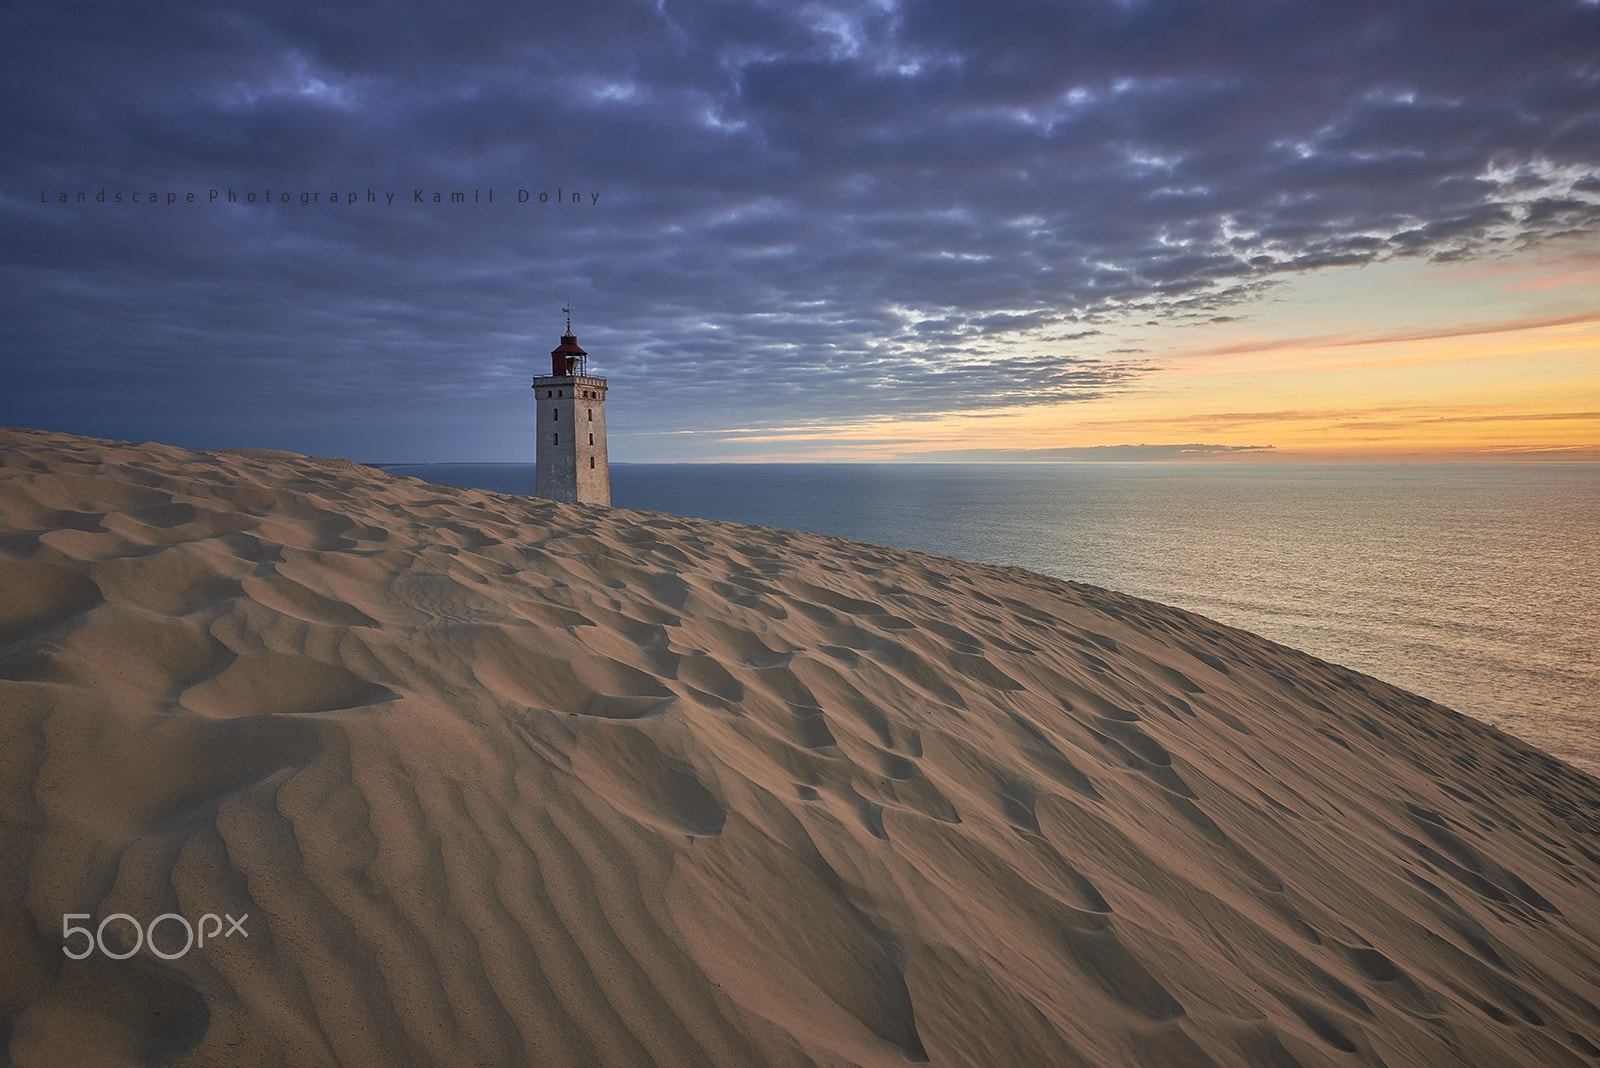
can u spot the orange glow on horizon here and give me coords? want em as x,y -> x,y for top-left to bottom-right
692,276 -> 1600,461
668,242 -> 1600,462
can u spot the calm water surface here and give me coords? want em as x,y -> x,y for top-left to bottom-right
381,462 -> 1599,777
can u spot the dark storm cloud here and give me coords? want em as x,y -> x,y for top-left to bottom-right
2,0 -> 1597,455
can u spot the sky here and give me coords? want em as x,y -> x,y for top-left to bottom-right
2,0 -> 1597,462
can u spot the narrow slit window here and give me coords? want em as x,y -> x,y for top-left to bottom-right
553,433 -> 558,445
588,409 -> 593,421
588,433 -> 593,445
553,408 -> 558,420
589,457 -> 595,468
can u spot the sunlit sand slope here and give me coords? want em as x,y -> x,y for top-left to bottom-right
3,427 -> 1599,1067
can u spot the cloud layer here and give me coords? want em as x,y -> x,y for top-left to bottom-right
3,0 -> 1597,456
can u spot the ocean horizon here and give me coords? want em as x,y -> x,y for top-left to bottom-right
380,460 -> 1600,778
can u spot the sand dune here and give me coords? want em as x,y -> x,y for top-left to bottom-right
2,426 -> 1599,1067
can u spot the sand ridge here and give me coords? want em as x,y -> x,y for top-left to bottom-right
2,426 -> 1600,1066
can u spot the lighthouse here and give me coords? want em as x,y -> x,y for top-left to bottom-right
532,309 -> 611,505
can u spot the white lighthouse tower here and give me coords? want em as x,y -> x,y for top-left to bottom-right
532,308 -> 611,505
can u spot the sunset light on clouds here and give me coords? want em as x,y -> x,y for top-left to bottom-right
692,246 -> 1600,462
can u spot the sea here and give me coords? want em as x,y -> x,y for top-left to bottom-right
378,462 -> 1600,778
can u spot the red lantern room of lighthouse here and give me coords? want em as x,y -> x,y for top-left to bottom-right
550,327 -> 587,376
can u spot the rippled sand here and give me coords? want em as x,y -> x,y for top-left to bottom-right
3,426 -> 1599,1066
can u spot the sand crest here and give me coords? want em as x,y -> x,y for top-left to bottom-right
3,426 -> 1599,1066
